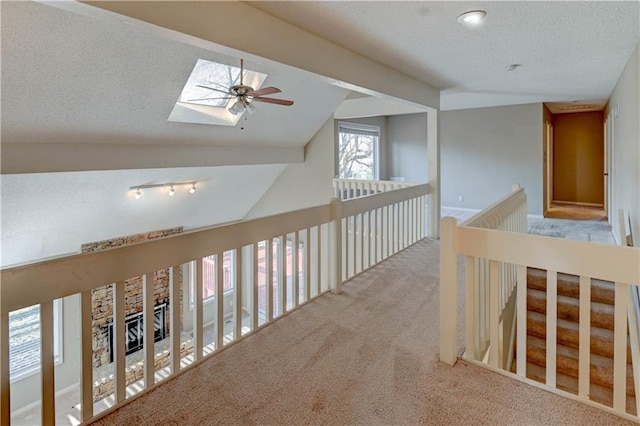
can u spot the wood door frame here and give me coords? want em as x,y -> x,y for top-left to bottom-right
605,112 -> 614,225
544,120 -> 553,215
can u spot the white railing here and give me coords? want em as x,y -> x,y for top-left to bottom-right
333,178 -> 412,200
618,209 -> 640,417
339,183 -> 427,282
440,188 -> 640,421
0,183 -> 429,425
458,184 -> 527,367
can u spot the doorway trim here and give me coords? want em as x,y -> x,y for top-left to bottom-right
605,112 -> 614,225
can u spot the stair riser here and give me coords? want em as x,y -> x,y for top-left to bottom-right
527,269 -> 615,305
527,317 -> 633,360
527,294 -> 614,330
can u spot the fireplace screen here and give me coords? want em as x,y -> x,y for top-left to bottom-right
108,303 -> 167,363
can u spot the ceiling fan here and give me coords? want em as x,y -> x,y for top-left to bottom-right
190,59 -> 294,115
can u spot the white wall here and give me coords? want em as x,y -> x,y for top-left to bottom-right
607,43 -> 640,246
245,118 -> 337,219
441,103 -> 543,215
386,113 -> 428,183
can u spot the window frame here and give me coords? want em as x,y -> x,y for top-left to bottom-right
9,299 -> 64,383
336,121 -> 380,181
187,252 -> 236,311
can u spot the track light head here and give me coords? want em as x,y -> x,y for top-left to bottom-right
134,189 -> 142,200
189,184 -> 196,194
168,186 -> 175,197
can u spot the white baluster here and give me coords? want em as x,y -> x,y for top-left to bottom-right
516,265 -> 527,377
194,260 -> 204,360
546,270 -> 557,387
267,239 -> 274,321
216,253 -> 224,348
170,266 -> 181,374
143,273 -> 155,387
465,256 -> 477,360
613,282 -> 628,412
489,260 -> 500,368
80,291 -> 94,421
292,233 -> 299,306
114,281 -> 126,401
252,244 -> 259,329
40,300 -> 55,425
578,276 -> 591,398
0,311 -> 8,426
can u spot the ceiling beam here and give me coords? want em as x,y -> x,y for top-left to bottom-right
54,1 -> 439,109
1,143 -> 301,174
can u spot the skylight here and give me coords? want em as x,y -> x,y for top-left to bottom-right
168,59 -> 267,127
179,60 -> 242,108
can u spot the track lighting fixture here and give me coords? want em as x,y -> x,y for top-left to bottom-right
129,181 -> 198,199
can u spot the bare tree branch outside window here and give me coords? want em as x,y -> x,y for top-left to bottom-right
338,130 -> 377,180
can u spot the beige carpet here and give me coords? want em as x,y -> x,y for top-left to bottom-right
92,240 -> 633,425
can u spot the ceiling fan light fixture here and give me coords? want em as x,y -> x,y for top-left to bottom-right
457,10 -> 486,26
229,99 -> 245,115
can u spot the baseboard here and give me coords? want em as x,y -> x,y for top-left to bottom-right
553,200 -> 604,208
442,206 -> 542,221
441,206 -> 480,213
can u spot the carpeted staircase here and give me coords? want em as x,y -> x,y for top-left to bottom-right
513,268 -> 637,415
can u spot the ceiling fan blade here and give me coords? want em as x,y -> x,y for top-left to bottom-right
195,84 -> 231,95
252,97 -> 294,106
187,96 -> 234,102
248,86 -> 281,97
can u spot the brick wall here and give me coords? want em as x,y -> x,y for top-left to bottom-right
81,227 -> 183,369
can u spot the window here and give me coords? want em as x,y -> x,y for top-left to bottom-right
9,300 -> 62,380
189,252 -> 234,308
337,122 -> 380,180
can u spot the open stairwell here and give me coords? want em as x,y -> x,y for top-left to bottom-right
514,268 -> 637,415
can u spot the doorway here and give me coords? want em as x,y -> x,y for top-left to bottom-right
545,110 -> 607,220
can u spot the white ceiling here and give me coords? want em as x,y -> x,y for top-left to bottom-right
1,1 -> 348,148
249,1 -> 640,110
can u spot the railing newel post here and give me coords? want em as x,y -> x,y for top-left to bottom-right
440,216 -> 458,366
330,197 -> 343,294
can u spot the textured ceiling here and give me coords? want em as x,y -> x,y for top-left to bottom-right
1,1 -> 348,147
249,1 -> 640,110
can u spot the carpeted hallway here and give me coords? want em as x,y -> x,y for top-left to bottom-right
92,239 -> 632,425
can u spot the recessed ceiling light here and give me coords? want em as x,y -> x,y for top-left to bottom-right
505,64 -> 521,71
457,10 -> 486,26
